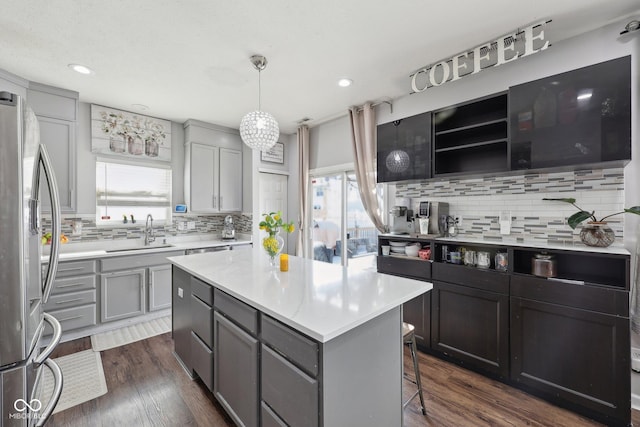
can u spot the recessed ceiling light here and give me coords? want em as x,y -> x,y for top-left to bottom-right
68,64 -> 94,75
131,104 -> 149,111
338,78 -> 353,87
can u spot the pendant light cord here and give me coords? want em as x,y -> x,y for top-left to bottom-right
258,69 -> 262,111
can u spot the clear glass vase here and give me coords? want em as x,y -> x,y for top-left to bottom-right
262,232 -> 284,266
579,221 -> 615,247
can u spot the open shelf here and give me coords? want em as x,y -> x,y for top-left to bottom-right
433,92 -> 509,176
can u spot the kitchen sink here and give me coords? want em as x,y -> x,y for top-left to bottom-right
105,244 -> 175,253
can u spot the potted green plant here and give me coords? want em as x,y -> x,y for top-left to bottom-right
542,198 -> 640,247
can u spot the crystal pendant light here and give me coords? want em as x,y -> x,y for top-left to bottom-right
385,120 -> 409,173
240,55 -> 280,151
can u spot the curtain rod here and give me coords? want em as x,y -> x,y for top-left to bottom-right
300,99 -> 394,128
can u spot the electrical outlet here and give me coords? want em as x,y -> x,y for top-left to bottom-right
455,216 -> 462,227
187,221 -> 196,230
177,221 -> 187,231
632,347 -> 640,372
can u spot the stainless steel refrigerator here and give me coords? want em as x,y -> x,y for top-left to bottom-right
0,91 -> 63,426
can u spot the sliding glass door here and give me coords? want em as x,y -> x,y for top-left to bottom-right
310,171 -> 379,268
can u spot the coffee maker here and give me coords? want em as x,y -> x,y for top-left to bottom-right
389,197 -> 413,235
417,201 -> 449,236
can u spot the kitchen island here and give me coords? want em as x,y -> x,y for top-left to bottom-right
169,249 -> 431,427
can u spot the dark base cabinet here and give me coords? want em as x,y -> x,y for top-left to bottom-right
511,297 -> 630,427
403,293 -> 431,350
431,280 -> 509,379
172,267 -> 192,372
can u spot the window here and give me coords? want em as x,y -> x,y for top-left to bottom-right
310,171 -> 382,268
96,159 -> 172,225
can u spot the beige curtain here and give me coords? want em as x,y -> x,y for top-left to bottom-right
349,103 -> 386,233
296,125 -> 309,257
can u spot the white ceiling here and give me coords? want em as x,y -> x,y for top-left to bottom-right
1,1 -> 638,134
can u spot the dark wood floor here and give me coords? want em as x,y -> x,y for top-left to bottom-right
49,333 -> 640,426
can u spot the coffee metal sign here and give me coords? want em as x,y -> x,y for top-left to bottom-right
410,20 -> 551,93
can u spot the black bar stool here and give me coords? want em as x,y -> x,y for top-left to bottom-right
402,322 -> 426,415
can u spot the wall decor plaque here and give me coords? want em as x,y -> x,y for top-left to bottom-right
91,104 -> 172,162
260,141 -> 284,164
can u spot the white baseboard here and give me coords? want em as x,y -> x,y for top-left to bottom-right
633,393 -> 640,411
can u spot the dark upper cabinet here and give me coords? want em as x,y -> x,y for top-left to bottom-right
433,92 -> 509,176
510,56 -> 631,171
376,111 -> 431,183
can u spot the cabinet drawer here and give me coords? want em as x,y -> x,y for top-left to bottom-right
192,295 -> 213,348
377,256 -> 431,280
46,260 -> 96,278
214,288 -> 258,335
192,277 -> 213,305
45,304 -> 96,334
511,274 -> 628,316
261,315 -> 318,377
100,250 -> 184,272
261,344 -> 318,427
191,331 -> 213,391
44,289 -> 96,311
261,402 -> 287,427
433,262 -> 509,293
51,274 -> 96,295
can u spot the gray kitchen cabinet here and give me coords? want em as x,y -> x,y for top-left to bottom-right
172,266 -> 192,373
43,259 -> 97,335
28,82 -> 78,213
100,269 -> 146,322
184,119 -> 242,213
213,311 -> 259,427
148,264 -> 172,311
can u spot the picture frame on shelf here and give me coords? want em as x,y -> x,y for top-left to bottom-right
260,142 -> 284,164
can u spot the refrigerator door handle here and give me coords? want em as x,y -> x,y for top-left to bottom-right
37,144 -> 61,304
34,358 -> 63,427
34,313 -> 62,366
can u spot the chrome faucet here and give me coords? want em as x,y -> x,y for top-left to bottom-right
144,214 -> 155,246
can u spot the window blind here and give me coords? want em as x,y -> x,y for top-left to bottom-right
96,159 -> 172,224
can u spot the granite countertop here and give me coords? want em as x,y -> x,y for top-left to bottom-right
41,233 -> 253,262
378,233 -> 630,256
169,249 -> 432,343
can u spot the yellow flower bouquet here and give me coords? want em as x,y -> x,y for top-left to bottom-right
259,211 -> 295,263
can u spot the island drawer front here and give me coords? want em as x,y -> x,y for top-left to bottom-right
261,315 -> 319,377
511,274 -> 629,316
51,274 -> 96,295
44,289 -> 96,311
192,295 -> 213,348
377,256 -> 431,280
261,344 -> 318,427
45,304 -> 96,334
214,288 -> 258,335
433,262 -> 510,293
100,251 -> 184,272
45,260 -> 96,278
261,401 -> 287,427
191,331 -> 213,391
192,277 -> 213,306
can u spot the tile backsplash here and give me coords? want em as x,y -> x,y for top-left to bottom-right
394,168 -> 625,244
42,213 -> 253,243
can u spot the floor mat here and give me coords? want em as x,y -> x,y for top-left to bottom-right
90,316 -> 171,352
39,349 -> 108,414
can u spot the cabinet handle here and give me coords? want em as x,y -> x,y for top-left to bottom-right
55,298 -> 84,304
58,266 -> 86,272
213,195 -> 216,209
57,315 -> 83,322
220,196 -> 223,210
56,282 -> 85,288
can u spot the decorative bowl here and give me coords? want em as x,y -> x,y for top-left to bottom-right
405,245 -> 420,257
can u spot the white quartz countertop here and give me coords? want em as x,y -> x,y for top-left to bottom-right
379,233 -> 631,256
169,249 -> 432,343
41,234 -> 252,262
